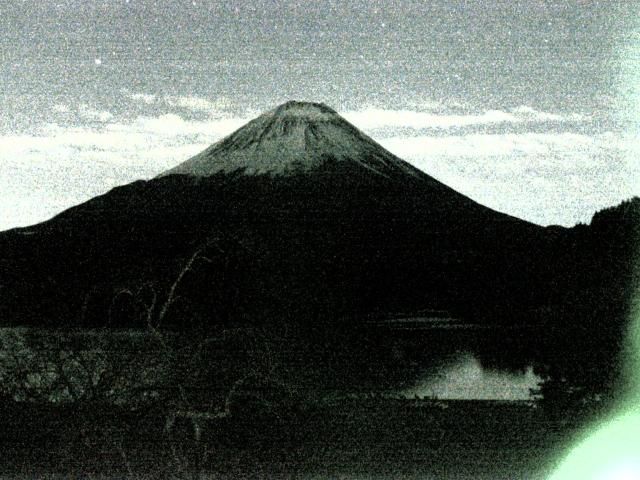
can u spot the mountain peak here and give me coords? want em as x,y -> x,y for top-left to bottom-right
271,100 -> 337,119
160,101 -> 424,179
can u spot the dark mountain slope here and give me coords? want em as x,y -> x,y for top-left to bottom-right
0,166 -> 550,329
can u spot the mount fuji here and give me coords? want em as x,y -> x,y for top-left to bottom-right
0,101 -> 627,334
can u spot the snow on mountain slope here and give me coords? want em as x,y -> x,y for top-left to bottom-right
160,101 -> 425,179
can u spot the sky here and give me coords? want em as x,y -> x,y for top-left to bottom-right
1,0 -> 639,230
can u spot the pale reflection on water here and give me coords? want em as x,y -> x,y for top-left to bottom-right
401,352 -> 541,401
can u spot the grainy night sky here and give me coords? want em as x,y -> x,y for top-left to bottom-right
1,0 -> 638,229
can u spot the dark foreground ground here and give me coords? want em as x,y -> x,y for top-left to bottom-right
0,399 -> 590,479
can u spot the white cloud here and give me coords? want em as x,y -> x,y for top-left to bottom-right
165,95 -> 229,112
125,91 -> 230,114
343,107 -> 516,130
381,132 -> 595,159
0,110 -> 254,230
127,92 -> 157,105
78,104 -> 114,123
511,105 -> 562,122
52,104 -> 70,113
342,105 -> 584,132
380,131 -> 639,226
